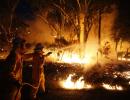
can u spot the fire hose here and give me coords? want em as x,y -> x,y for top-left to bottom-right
15,82 -> 38,100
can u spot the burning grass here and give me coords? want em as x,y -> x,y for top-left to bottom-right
45,44 -> 98,66
45,62 -> 130,91
59,73 -> 93,90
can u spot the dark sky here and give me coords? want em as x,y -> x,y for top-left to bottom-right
114,0 -> 130,36
118,0 -> 130,20
16,0 -> 34,20
15,0 -> 130,20
0,0 -> 130,30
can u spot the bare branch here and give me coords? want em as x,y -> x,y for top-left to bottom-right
0,24 -> 8,35
76,0 -> 81,11
53,3 -> 69,19
8,0 -> 20,35
53,3 -> 78,33
37,15 -> 58,36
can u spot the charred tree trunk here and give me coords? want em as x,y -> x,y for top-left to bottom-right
79,14 -> 85,44
98,10 -> 101,48
97,9 -> 102,64
115,39 -> 120,60
120,39 -> 123,51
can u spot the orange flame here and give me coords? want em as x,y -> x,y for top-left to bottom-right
60,74 -> 93,90
102,83 -> 123,91
47,49 -> 96,65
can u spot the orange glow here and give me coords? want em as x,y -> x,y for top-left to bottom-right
129,81 -> 130,85
102,83 -> 123,91
47,46 -> 97,65
60,74 -> 93,90
57,52 -> 93,64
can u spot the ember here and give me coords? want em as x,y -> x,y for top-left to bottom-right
121,71 -> 130,79
102,83 -> 123,91
129,81 -> 130,85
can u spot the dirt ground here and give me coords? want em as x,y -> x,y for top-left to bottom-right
21,86 -> 130,100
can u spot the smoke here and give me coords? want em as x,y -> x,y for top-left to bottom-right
25,18 -> 55,45
24,4 -> 128,68
81,5 -> 119,71
93,4 -> 118,58
100,4 -> 118,58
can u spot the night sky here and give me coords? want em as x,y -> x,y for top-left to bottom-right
0,0 -> 130,40
117,0 -> 130,25
15,0 -> 34,20
16,0 -> 130,28
0,0 -> 130,23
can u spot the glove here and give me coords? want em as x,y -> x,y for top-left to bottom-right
47,52 -> 52,55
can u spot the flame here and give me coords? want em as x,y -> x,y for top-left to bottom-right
121,71 -> 130,79
129,81 -> 130,85
47,49 -> 96,65
102,83 -> 123,91
113,71 -> 130,80
118,57 -> 130,61
59,52 -> 92,64
60,74 -> 93,90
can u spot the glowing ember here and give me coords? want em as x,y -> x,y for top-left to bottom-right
113,71 -> 130,80
118,57 -> 130,62
121,71 -> 130,79
102,83 -> 123,91
60,74 -> 93,90
129,81 -> 130,85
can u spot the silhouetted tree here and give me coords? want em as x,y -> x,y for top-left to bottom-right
112,0 -> 130,54
0,0 -> 30,49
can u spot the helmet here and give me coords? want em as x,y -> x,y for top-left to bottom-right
34,43 -> 44,51
12,37 -> 25,46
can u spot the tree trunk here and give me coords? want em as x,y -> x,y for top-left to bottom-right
115,40 -> 119,60
79,13 -> 85,44
98,10 -> 101,48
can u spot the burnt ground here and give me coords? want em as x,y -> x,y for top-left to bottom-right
1,60 -> 130,100
41,89 -> 130,100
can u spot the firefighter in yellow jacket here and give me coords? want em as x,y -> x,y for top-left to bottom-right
32,43 -> 52,99
3,37 -> 32,100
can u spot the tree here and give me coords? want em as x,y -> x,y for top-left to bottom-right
24,0 -> 117,48
0,0 -> 20,42
112,0 -> 130,54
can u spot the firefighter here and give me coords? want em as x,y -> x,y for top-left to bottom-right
103,41 -> 111,58
31,43 -> 52,99
2,36 -> 32,100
